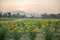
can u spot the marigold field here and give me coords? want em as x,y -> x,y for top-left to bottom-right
0,19 -> 60,40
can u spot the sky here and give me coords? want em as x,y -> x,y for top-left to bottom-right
0,0 -> 60,13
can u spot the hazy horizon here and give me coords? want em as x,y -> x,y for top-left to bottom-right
0,0 -> 60,14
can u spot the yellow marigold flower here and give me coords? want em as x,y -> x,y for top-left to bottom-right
10,30 -> 14,33
13,25 -> 15,26
18,30 -> 21,32
50,24 -> 54,26
31,22 -> 34,25
36,28 -> 39,30
43,32 -> 46,34
10,24 -> 13,26
0,22 -> 2,24
42,26 -> 46,28
46,20 -> 49,22
26,30 -> 29,32
26,25 -> 29,26
27,28 -> 30,30
46,24 -> 49,26
20,27 -> 23,30
41,22 -> 44,24
8,27 -> 10,28
7,25 -> 10,27
52,28 -> 55,30
24,23 -> 25,24
50,27 -> 55,31
14,28 -> 16,30
33,29 -> 37,32
32,25 -> 35,26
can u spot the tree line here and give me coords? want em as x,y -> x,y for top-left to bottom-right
0,12 -> 60,19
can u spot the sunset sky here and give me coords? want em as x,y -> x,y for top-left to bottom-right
0,0 -> 60,13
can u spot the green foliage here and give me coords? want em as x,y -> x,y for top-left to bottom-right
0,19 -> 60,40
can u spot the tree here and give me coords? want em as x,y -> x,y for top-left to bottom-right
7,12 -> 11,18
57,13 -> 60,18
41,13 -> 48,18
0,12 -> 2,18
16,13 -> 20,18
3,13 -> 7,18
49,14 -> 57,19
